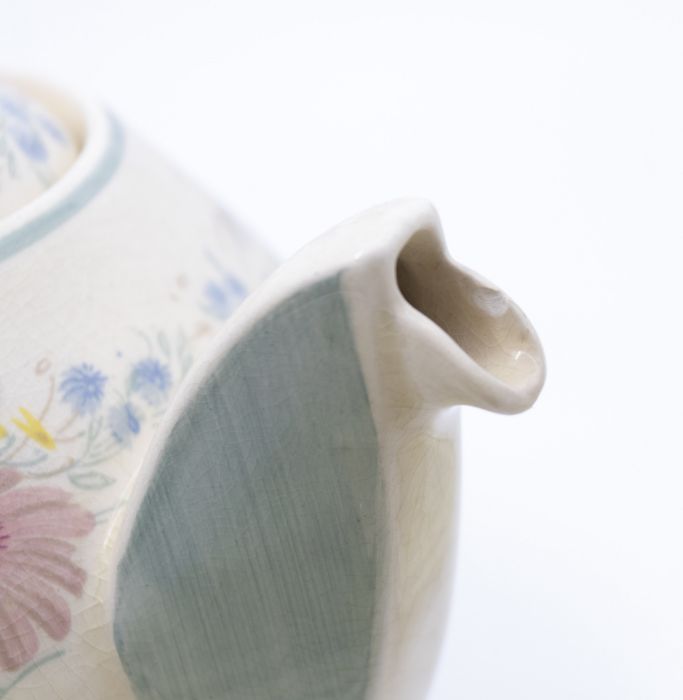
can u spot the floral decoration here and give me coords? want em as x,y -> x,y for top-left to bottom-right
0,243 -> 251,689
0,251 -> 248,495
108,403 -> 141,449
0,88 -> 71,193
59,365 -> 107,416
202,253 -> 247,320
0,470 -> 94,672
130,358 -> 171,407
0,329 -> 194,491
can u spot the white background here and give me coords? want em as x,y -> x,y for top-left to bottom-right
4,2 -> 682,698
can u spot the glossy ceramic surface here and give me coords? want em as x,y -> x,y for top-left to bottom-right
0,78 -> 274,698
113,199 -> 545,700
0,79 -> 544,699
0,82 -> 78,219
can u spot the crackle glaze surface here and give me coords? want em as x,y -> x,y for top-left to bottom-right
0,80 -> 545,700
111,198 -> 545,700
0,81 -> 274,698
115,275 -> 381,700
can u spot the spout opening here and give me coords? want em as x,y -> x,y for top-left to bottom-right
395,228 -> 545,407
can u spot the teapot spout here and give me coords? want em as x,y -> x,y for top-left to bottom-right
112,198 -> 545,700
338,197 -> 545,417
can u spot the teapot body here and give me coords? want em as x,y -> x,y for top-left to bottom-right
112,199 -> 543,700
0,81 -> 544,700
0,80 -> 274,697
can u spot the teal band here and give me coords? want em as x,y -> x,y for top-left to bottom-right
0,113 -> 124,263
114,274 -> 383,699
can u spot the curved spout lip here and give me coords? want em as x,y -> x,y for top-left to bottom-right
239,195 -> 547,415
108,194 -> 546,645
338,197 -> 546,415
399,264 -> 546,414
453,263 -> 545,414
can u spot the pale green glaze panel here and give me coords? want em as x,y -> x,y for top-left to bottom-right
114,275 -> 382,699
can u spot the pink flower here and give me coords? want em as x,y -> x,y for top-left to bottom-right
0,470 -> 94,671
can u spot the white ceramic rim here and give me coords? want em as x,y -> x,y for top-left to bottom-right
0,74 -> 124,262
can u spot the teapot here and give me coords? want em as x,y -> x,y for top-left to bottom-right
0,76 -> 545,699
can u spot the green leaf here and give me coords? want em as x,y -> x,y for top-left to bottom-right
69,471 -> 115,490
157,331 -> 171,358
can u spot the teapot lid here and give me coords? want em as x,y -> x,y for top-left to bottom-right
0,75 -> 123,262
0,81 -> 79,218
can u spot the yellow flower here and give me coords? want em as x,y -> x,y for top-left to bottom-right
12,408 -> 56,450
0,424 -> 7,440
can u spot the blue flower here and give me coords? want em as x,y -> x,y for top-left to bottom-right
203,274 -> 246,320
0,94 -> 28,121
130,358 -> 171,406
10,124 -> 47,162
38,115 -> 66,144
60,364 -> 107,415
109,403 -> 140,447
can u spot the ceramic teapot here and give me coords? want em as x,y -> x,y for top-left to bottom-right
0,77 -> 545,700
